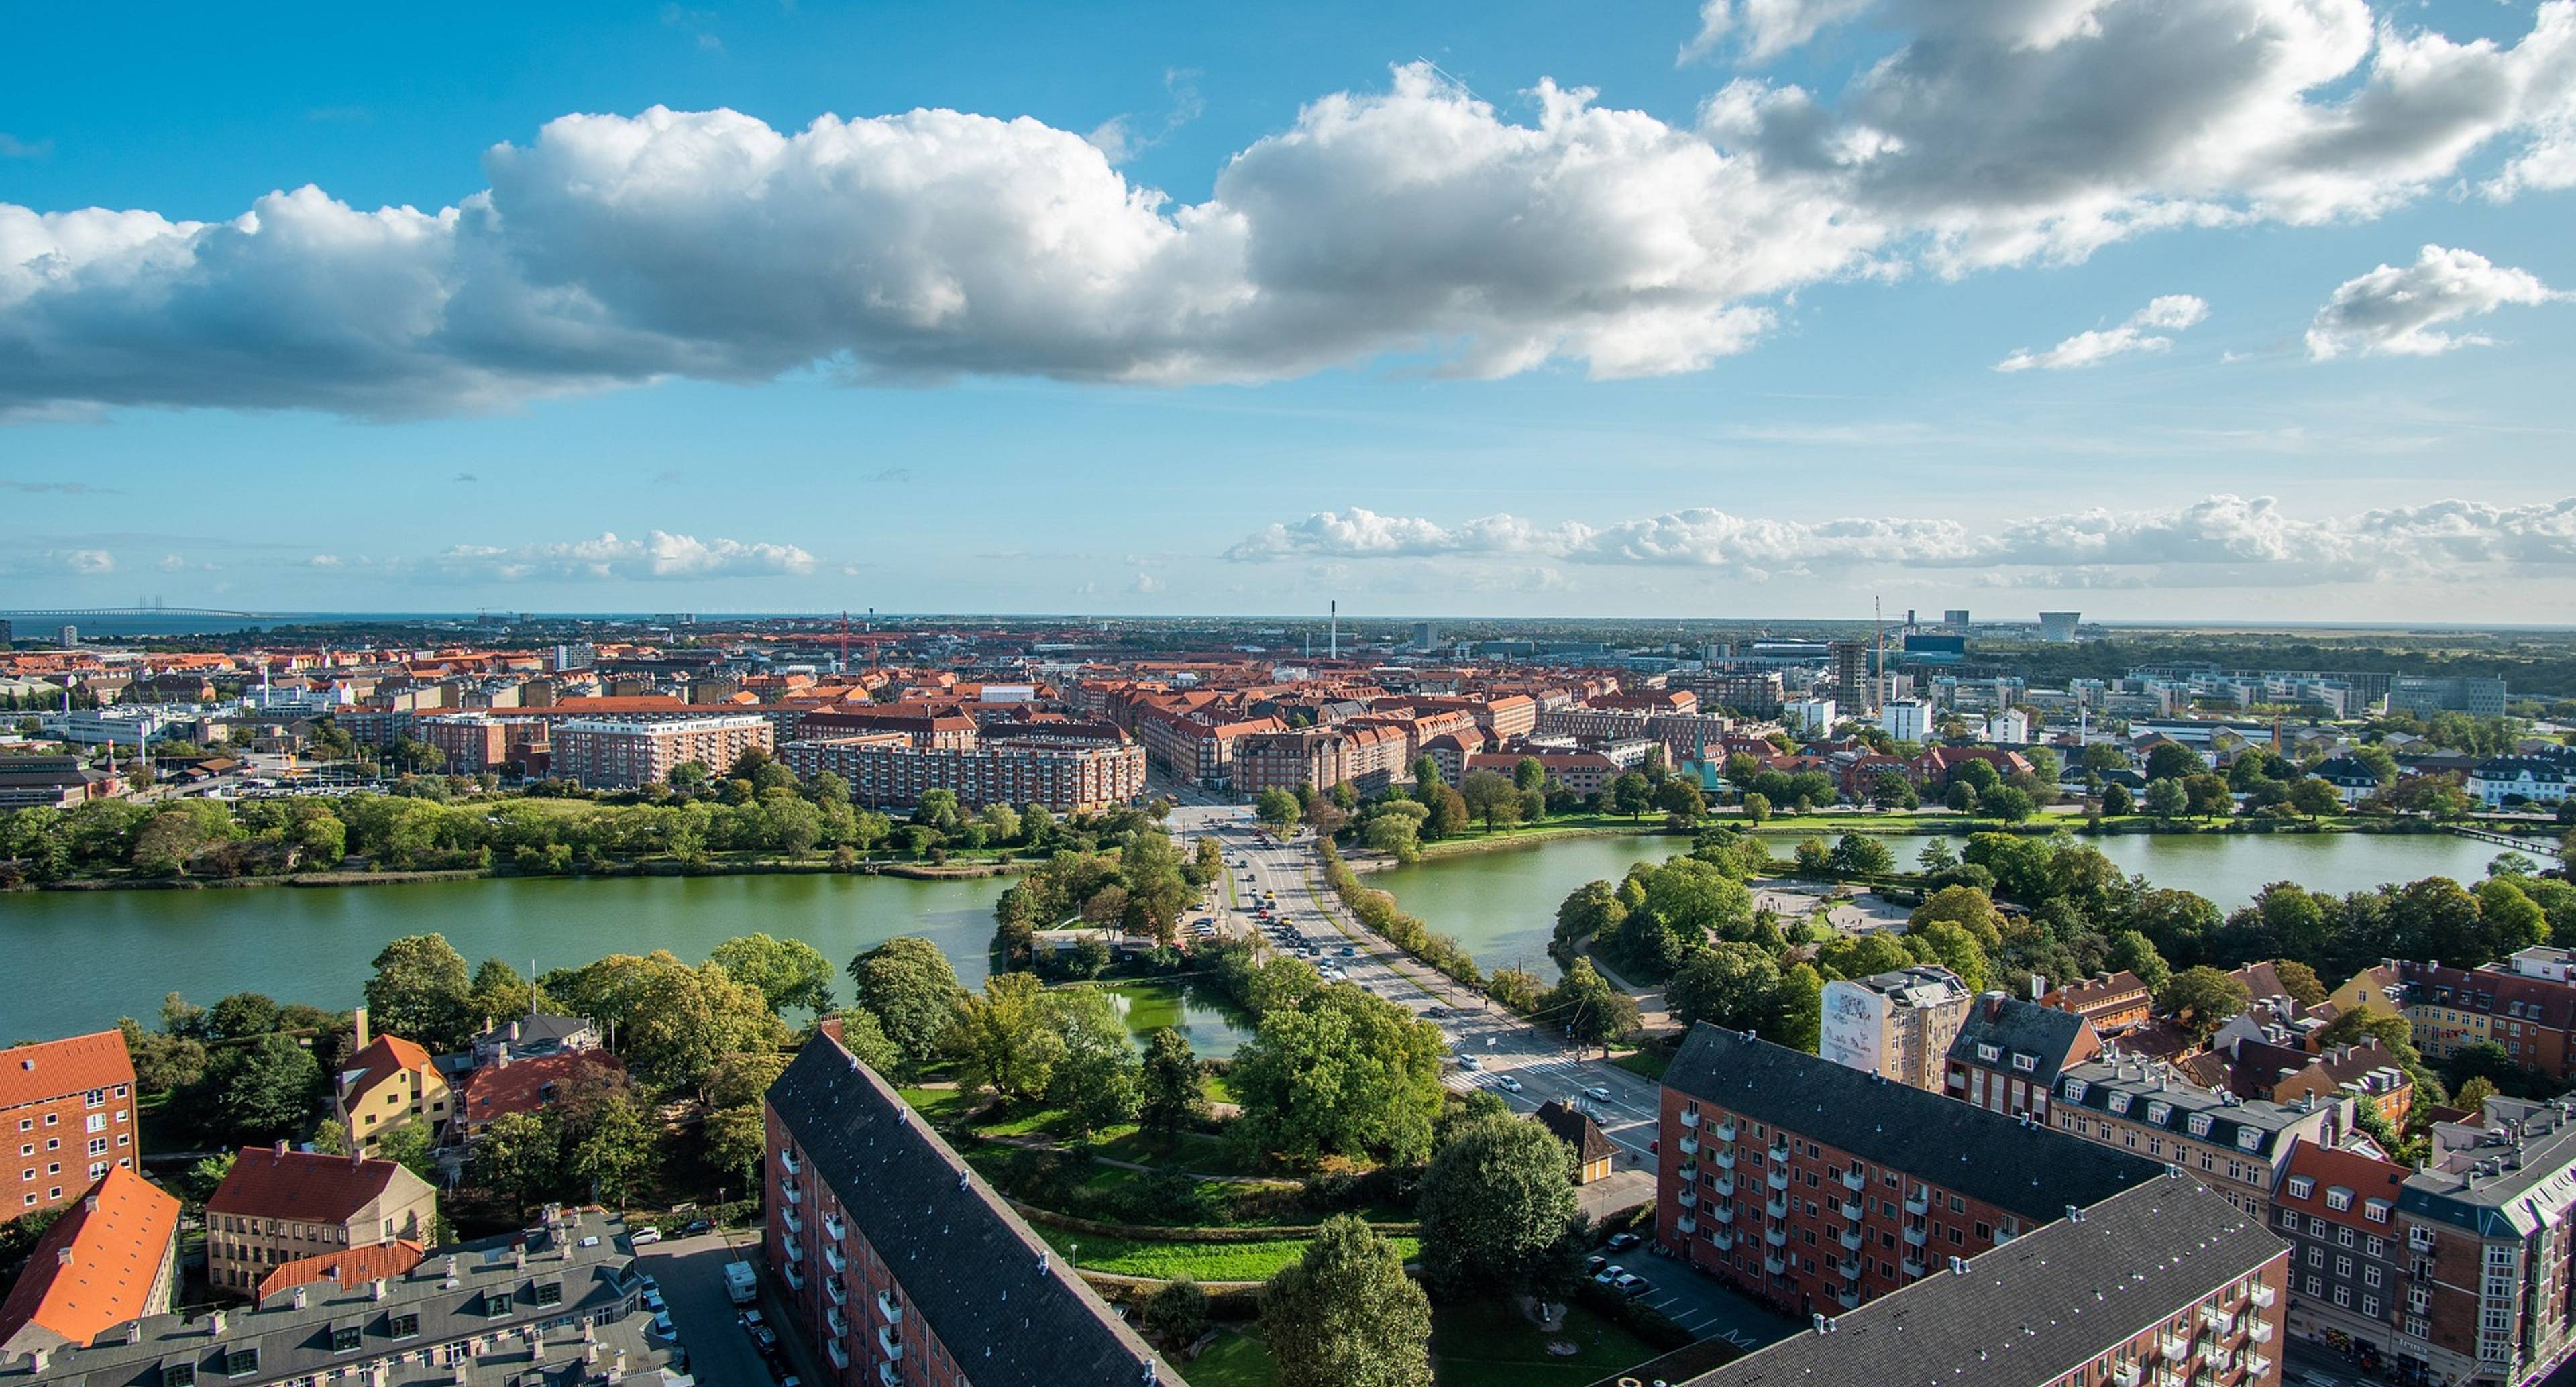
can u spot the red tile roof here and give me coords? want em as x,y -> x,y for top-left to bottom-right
0,1032 -> 135,1112
339,1034 -> 434,1101
0,1168 -> 180,1354
206,1146 -> 407,1224
459,1050 -> 625,1126
256,1239 -> 426,1302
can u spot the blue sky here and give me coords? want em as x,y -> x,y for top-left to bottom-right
4,0 -> 2573,620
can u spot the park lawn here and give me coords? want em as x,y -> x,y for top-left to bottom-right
1203,1071 -> 1236,1105
1032,1226 -> 1419,1283
895,1086 -> 977,1127
1609,1049 -> 1671,1082
1093,1127 -> 1260,1177
1184,1329 -> 1281,1387
1430,1300 -> 1662,1387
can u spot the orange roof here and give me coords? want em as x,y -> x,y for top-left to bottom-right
256,1239 -> 426,1302
340,1034 -> 434,1101
0,1032 -> 135,1111
0,1168 -> 180,1353
207,1146 -> 409,1223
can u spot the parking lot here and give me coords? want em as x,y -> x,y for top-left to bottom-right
637,1229 -> 808,1386
1581,1238 -> 1795,1353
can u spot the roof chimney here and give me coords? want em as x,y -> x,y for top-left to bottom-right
276,1140 -> 289,1158
2030,974 -> 2047,1002
353,1005 -> 369,1050
56,1246 -> 74,1267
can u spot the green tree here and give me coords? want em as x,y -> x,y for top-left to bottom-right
1666,944 -> 1784,1032
2106,931 -> 2171,993
190,1034 -> 323,1145
2161,966 -> 2252,1040
702,1104 -> 767,1183
471,1111 -> 561,1219
2145,744 -> 2202,781
943,971 -> 1065,1103
1740,791 -> 1771,826
1231,986 -> 1447,1166
1829,833 -> 1895,877
1260,1217 -> 1433,1387
1460,770 -> 1524,831
1869,768 -> 1919,811
1543,958 -> 1640,1056
466,959 -> 536,1030
2288,778 -> 2343,819
1141,1278 -> 1211,1349
710,934 -> 839,1015
1138,1028 -> 1207,1138
1417,1113 -> 1583,1298
1552,880 -> 1627,958
1607,771 -> 1654,819
1255,788 -> 1303,834
1773,962 -> 1824,1052
568,1089 -> 657,1208
2101,782 -> 2136,816
363,934 -> 476,1051
617,954 -> 792,1096
2274,960 -> 2328,1008
1043,986 -> 1141,1133
1982,786 -> 2038,823
847,936 -> 968,1064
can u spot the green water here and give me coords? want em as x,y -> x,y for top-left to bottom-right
0,872 -> 1005,1042
1374,830 -> 2519,982
1097,979 -> 1256,1058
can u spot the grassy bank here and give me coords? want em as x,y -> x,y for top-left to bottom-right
1031,1225 -> 1421,1282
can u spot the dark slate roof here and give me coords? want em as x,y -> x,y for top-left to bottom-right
1945,996 -> 2096,1089
1533,1100 -> 1619,1166
767,1033 -> 1179,1387
1664,1025 -> 2162,1223
1644,1176 -> 2286,1387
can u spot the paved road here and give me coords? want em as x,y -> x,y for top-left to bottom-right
639,1231 -> 784,1387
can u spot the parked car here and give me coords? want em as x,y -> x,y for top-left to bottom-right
629,1227 -> 663,1247
681,1219 -> 713,1237
1593,1264 -> 1625,1286
643,1289 -> 667,1314
1585,1254 -> 1609,1275
649,1313 -> 678,1340
1615,1273 -> 1652,1298
1606,1232 -> 1642,1252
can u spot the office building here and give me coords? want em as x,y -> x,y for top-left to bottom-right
1,1032 -> 138,1223
1819,966 -> 1971,1091
1782,697 -> 1835,740
1658,1024 -> 2167,1317
762,1023 -> 1182,1387
2387,676 -> 2510,718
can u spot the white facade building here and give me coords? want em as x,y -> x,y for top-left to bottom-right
1880,700 -> 1935,744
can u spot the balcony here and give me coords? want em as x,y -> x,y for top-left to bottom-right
1711,1230 -> 1735,1250
1710,1175 -> 1734,1198
784,1239 -> 804,1264
2198,1306 -> 2230,1333
822,1213 -> 846,1243
2198,1342 -> 2230,1368
1677,1217 -> 1698,1236
782,1207 -> 805,1237
2245,1355 -> 2271,1380
2112,1365 -> 2140,1387
825,1245 -> 848,1276
1677,1162 -> 1699,1182
2247,1321 -> 2272,1345
1837,1289 -> 1861,1311
1679,1136 -> 1701,1156
827,1307 -> 850,1339
782,1181 -> 803,1207
2249,1284 -> 2276,1309
1765,1227 -> 1788,1248
780,1147 -> 802,1176
1714,1121 -> 1738,1143
2159,1334 -> 2191,1362
1902,1256 -> 1927,1278
1766,1196 -> 1790,1219
877,1290 -> 904,1325
1679,1109 -> 1699,1129
825,1277 -> 847,1307
1677,1190 -> 1697,1210
2151,1370 -> 2184,1387
1768,1144 -> 1792,1164
877,1362 -> 899,1387
1766,1168 -> 1790,1192
1903,1223 -> 1927,1247
1712,1205 -> 1735,1225
1711,1150 -> 1736,1170
1837,1260 -> 1862,1282
879,1325 -> 904,1361
825,1339 -> 849,1371
1836,1199 -> 1862,1221
1841,1169 -> 1866,1193
1904,1190 -> 1929,1216
1764,1255 -> 1788,1276
783,1263 -> 807,1292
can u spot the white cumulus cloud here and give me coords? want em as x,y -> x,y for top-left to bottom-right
1230,495 -> 2576,586
1680,0 -> 1874,65
1996,294 -> 2209,371
2305,245 -> 2567,359
431,531 -> 816,582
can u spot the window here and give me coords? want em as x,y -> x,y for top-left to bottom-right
1978,1043 -> 2000,1062
2307,1247 -> 2324,1267
2280,1208 -> 2300,1230
2365,1267 -> 2383,1288
223,1349 -> 258,1377
331,1325 -> 362,1353
2365,1202 -> 2392,1225
2367,1236 -> 2386,1258
2110,1093 -> 2133,1115
2012,1053 -> 2037,1072
2326,1188 -> 2353,1211
2336,1286 -> 2352,1308
2363,1296 -> 2380,1317
388,1313 -> 421,1339
2063,1078 -> 2088,1102
162,1366 -> 195,1387
2308,1216 -> 2327,1237
2237,1127 -> 2263,1151
533,1280 -> 564,1307
2147,1101 -> 2172,1125
2188,1113 -> 2214,1138
2338,1227 -> 2355,1248
2286,1176 -> 2314,1199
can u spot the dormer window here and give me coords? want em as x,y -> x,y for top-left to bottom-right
2012,1053 -> 2037,1072
2236,1127 -> 2263,1151
1978,1044 -> 2000,1063
2286,1176 -> 2315,1199
2063,1079 -> 2088,1102
2188,1113 -> 2214,1138
2110,1093 -> 2133,1115
2147,1101 -> 2173,1125
2326,1188 -> 2353,1211
2365,1199 -> 2392,1223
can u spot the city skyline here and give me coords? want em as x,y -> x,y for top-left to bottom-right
6,0 -> 2576,619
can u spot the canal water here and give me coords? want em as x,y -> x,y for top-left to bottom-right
1368,829 -> 2517,983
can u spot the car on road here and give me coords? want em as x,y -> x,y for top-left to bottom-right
1458,1054 -> 1481,1070
1495,1075 -> 1523,1093
1615,1272 -> 1652,1298
1605,1232 -> 1642,1252
1339,946 -> 1357,956
1424,1005 -> 1447,1019
1593,1264 -> 1625,1286
629,1226 -> 662,1246
1584,1085 -> 1613,1102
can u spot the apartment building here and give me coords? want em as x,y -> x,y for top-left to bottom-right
332,1023 -> 451,1152
1534,706 -> 1733,763
2368,950 -> 2576,1083
762,1022 -> 1182,1387
2041,970 -> 2156,1034
1680,670 -> 1787,716
1642,1177 -> 2288,1387
791,708 -> 979,750
0,1168 -> 181,1365
414,713 -> 546,773
2269,1140 -> 2409,1372
2,1205 -> 668,1386
203,1145 -> 439,1300
0,1032 -> 138,1223
1463,748 -> 1624,797
1944,992 -> 2102,1121
1818,966 -> 1971,1091
551,714 -> 773,789
782,730 -> 1144,814
2467,757 -> 2571,808
2051,1054 -> 2351,1219
1658,1024 -> 2167,1317
1234,723 -> 1409,795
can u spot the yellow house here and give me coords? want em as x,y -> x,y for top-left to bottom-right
333,1011 -> 450,1151
2328,964 -> 2404,1019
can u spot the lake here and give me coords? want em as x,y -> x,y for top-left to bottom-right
1097,979 -> 1256,1058
1373,828 -> 2519,983
0,872 -> 1006,1042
